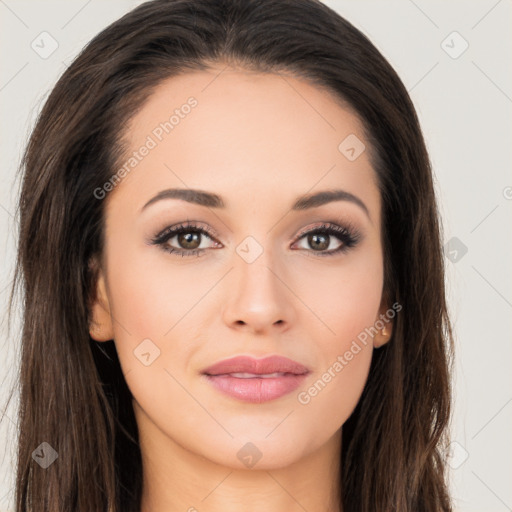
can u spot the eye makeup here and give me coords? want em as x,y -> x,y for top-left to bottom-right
147,218 -> 362,258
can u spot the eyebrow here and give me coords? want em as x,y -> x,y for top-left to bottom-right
141,188 -> 370,219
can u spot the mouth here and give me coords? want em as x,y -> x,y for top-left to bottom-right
201,355 -> 310,403
224,372 -> 294,378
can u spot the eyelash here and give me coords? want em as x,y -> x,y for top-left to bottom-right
149,221 -> 361,258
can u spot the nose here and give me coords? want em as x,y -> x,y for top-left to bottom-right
221,248 -> 296,335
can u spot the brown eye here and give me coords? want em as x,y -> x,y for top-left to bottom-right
150,222 -> 221,257
177,231 -> 202,250
293,223 -> 361,257
298,231 -> 342,252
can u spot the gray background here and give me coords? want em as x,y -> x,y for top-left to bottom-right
1,1 -> 511,510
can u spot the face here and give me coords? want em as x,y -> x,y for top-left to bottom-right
89,65 -> 392,470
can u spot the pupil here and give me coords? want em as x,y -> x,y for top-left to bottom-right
179,232 -> 200,249
309,233 -> 328,250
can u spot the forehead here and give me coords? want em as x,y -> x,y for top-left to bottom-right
110,66 -> 380,222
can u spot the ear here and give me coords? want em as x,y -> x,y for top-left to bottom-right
88,258 -> 114,342
373,295 -> 394,349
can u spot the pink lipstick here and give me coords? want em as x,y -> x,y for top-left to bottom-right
202,355 -> 310,403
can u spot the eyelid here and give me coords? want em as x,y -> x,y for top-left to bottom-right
294,219 -> 361,241
152,217 -> 361,240
152,220 -> 219,243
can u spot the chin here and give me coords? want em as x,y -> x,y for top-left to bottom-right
199,430 -> 314,471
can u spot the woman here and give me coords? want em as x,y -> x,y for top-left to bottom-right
6,0 -> 454,510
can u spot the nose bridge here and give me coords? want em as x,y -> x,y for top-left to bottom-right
221,233 -> 294,331
235,233 -> 283,302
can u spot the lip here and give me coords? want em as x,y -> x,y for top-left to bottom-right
202,355 -> 310,403
202,355 -> 310,376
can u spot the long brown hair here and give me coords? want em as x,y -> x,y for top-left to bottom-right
5,0 -> 454,510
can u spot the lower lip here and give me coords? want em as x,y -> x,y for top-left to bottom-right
204,373 -> 308,403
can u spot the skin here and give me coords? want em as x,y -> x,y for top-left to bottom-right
89,63 -> 392,512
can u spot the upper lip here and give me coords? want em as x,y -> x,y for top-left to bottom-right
202,355 -> 310,376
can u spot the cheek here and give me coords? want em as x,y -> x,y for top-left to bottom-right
290,248 -> 382,421
298,342 -> 373,412
102,230 -> 217,405
290,242 -> 384,346
292,269 -> 379,439
104,226 -> 205,343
